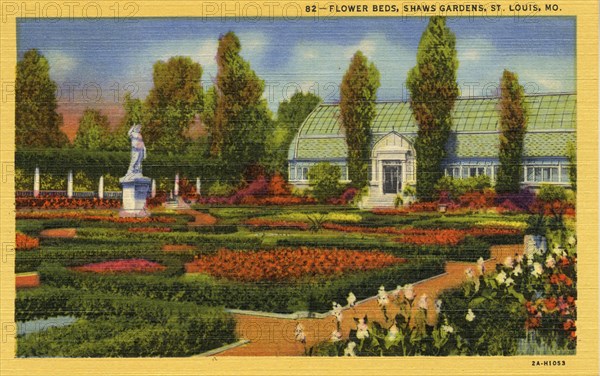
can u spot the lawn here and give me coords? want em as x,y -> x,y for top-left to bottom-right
15,205 -> 529,357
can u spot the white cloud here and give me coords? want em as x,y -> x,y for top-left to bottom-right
44,50 -> 77,80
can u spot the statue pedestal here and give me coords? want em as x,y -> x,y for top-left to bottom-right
119,175 -> 151,217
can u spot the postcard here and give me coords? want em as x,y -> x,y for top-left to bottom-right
0,1 -> 598,375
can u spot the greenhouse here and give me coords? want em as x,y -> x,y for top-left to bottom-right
288,93 -> 576,206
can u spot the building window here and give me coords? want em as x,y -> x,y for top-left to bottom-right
290,165 -> 296,181
561,166 -> 569,183
341,165 -> 348,181
526,166 -> 560,183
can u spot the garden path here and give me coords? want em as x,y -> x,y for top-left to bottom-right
215,244 -> 523,356
39,228 -> 77,238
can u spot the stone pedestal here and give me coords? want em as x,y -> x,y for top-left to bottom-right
119,175 -> 151,217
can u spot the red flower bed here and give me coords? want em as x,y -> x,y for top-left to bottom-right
322,222 -> 404,235
244,218 -> 309,230
185,248 -> 407,282
16,273 -> 40,289
16,232 -> 39,250
16,211 -> 176,224
396,228 -> 466,246
128,227 -> 172,233
71,259 -> 166,274
16,196 -> 121,209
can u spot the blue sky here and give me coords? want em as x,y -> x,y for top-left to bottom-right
18,17 -> 575,112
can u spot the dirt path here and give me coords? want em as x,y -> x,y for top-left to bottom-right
39,228 -> 77,238
179,209 -> 218,226
216,244 -> 523,356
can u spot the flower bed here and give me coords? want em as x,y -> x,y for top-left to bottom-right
71,259 -> 167,274
16,196 -> 121,209
17,211 -> 176,223
16,272 -> 40,289
185,248 -> 407,282
244,218 -> 309,231
16,232 -> 39,250
128,227 -> 172,233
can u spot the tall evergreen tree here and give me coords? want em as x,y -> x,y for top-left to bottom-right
210,31 -> 273,180
407,17 -> 459,200
340,51 -> 380,189
73,109 -> 111,150
145,56 -> 203,153
496,69 -> 527,193
16,49 -> 68,148
108,92 -> 145,151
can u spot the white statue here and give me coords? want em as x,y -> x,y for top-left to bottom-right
125,123 -> 146,178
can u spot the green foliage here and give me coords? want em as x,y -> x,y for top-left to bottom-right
103,174 -> 121,191
145,56 -> 203,153
16,49 -> 68,148
73,109 -> 112,150
566,141 -> 577,191
16,287 -> 236,357
108,92 -> 145,151
340,51 -> 380,189
496,70 -> 528,193
434,175 -> 491,199
15,168 -> 33,191
394,195 -> 403,208
73,171 -> 93,191
407,17 -> 459,201
207,181 -> 237,197
210,31 -> 274,180
39,173 -> 66,190
537,184 -> 567,203
308,162 -> 342,202
264,91 -> 321,176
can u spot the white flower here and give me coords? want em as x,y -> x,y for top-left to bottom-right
434,299 -> 443,314
330,330 -> 342,342
567,235 -> 576,246
403,284 -> 415,300
377,286 -> 389,307
532,262 -> 544,277
356,317 -> 369,339
441,324 -> 454,333
503,256 -> 514,268
346,292 -> 357,307
552,245 -> 565,257
418,294 -> 429,310
505,277 -> 515,287
392,285 -> 403,298
464,267 -> 474,279
386,324 -> 399,340
527,256 -> 533,266
495,271 -> 507,285
466,309 -> 476,322
344,341 -> 357,356
294,323 -> 306,343
512,264 -> 523,276
545,255 -> 556,269
332,302 -> 343,322
515,254 -> 524,264
477,257 -> 485,274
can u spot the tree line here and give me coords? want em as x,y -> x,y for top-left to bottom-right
17,18 -> 530,196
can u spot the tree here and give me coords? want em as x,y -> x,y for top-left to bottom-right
566,140 -> 576,191
264,91 -> 321,176
209,31 -> 273,180
109,92 -> 145,151
496,69 -> 527,194
407,17 -> 459,200
340,51 -> 380,189
73,109 -> 111,150
308,162 -> 342,203
145,56 -> 203,153
16,49 -> 68,148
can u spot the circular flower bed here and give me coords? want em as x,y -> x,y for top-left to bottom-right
71,259 -> 166,274
185,247 -> 407,282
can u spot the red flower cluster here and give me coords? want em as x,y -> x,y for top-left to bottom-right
16,273 -> 40,289
71,259 -> 166,274
128,227 -> 172,233
16,232 -> 39,250
458,190 -> 496,210
185,247 -> 407,282
244,218 -> 309,230
396,228 -> 466,246
16,211 -> 176,224
16,196 -> 121,209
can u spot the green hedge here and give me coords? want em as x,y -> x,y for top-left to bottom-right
38,258 -> 444,314
16,287 -> 236,357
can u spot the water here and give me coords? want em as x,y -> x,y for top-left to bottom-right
17,316 -> 78,336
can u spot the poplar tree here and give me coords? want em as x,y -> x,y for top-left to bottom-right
73,109 -> 111,150
407,17 -> 459,200
496,69 -> 527,193
340,51 -> 380,189
16,49 -> 68,148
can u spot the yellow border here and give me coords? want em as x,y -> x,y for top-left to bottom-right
1,1 -> 597,375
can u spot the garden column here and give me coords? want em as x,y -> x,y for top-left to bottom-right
151,179 -> 156,198
174,174 -> 179,196
33,167 -> 40,198
67,170 -> 73,198
196,177 -> 201,196
98,176 -> 104,199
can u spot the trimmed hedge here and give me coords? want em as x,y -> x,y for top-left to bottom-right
16,287 -> 236,357
37,258 -> 445,314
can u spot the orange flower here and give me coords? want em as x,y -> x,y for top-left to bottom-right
16,232 -> 39,250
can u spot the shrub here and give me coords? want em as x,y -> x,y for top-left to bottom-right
495,188 -> 536,212
103,174 -> 121,191
308,162 -> 342,203
39,173 -> 66,191
15,168 -> 33,191
537,184 -> 567,203
435,175 -> 491,200
268,173 -> 290,195
207,181 -> 237,197
73,171 -> 93,192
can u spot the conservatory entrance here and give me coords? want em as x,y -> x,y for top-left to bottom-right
382,162 -> 402,194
